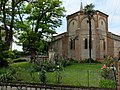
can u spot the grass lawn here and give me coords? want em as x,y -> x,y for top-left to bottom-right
46,63 -> 102,87
0,62 -> 115,88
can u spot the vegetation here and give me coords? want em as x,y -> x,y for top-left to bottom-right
0,60 -> 116,88
15,0 -> 66,63
0,0 -> 66,67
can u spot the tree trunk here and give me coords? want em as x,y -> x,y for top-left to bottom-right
30,49 -> 36,63
88,16 -> 92,63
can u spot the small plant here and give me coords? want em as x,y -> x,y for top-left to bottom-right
39,66 -> 46,83
55,65 -> 63,84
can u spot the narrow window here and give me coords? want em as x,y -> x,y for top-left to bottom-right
101,21 -> 103,25
70,39 -> 72,49
103,41 -> 105,50
70,39 -> 75,50
73,39 -> 75,49
85,38 -> 88,49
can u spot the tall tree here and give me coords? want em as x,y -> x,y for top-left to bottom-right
15,0 -> 66,63
0,0 -> 28,67
0,0 -> 28,49
84,3 -> 95,63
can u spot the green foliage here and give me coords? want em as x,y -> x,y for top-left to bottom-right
14,0 -> 66,62
99,79 -> 116,88
101,55 -> 115,80
39,66 -> 46,83
0,50 -> 16,67
0,62 -> 104,87
3,50 -> 16,59
103,55 -> 113,67
12,49 -> 23,58
101,67 -> 115,80
0,67 -> 16,82
84,3 -> 95,15
55,65 -> 63,84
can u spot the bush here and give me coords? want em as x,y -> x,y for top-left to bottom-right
0,50 -> 16,67
101,55 -> 115,80
45,63 -> 57,72
103,55 -> 113,67
0,59 -> 9,67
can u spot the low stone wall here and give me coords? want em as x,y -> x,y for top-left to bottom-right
0,82 -> 114,90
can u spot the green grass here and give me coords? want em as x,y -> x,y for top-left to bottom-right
46,63 -> 102,87
0,62 -> 115,88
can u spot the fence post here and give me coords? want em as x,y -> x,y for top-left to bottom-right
87,70 -> 89,87
118,61 -> 120,90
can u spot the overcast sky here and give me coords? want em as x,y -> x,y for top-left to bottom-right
12,0 -> 120,51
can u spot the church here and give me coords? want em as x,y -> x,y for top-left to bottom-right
49,3 -> 120,61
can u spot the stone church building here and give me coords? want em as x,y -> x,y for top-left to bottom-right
49,3 -> 120,61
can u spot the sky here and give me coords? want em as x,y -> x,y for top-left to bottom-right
56,0 -> 120,34
12,0 -> 120,51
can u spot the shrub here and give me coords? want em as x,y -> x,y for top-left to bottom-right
103,55 -> 113,67
99,79 -> 116,88
45,63 -> 57,72
39,66 -> 46,83
101,55 -> 115,80
0,50 -> 16,67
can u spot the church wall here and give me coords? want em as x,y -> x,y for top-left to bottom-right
49,10 -> 120,61
67,15 -> 81,60
96,30 -> 101,60
107,36 -> 114,57
112,34 -> 120,58
51,38 -> 63,58
114,40 -> 120,58
80,16 -> 96,60
62,34 -> 68,59
97,14 -> 108,59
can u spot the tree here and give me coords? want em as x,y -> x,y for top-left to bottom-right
0,0 -> 28,67
15,0 -> 66,63
84,3 -> 95,63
